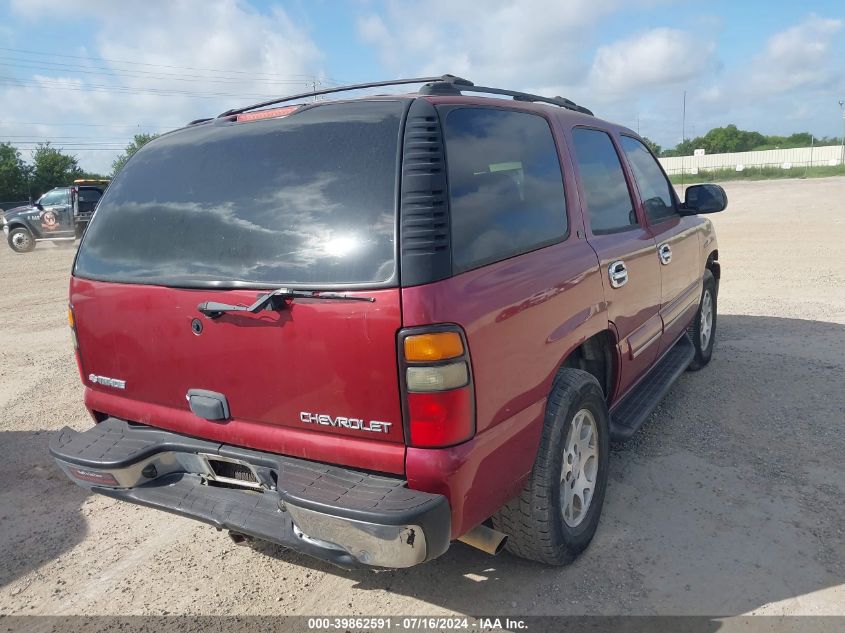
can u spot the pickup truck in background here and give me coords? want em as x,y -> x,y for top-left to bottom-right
2,179 -> 109,253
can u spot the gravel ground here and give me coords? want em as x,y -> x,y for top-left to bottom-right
0,177 -> 842,617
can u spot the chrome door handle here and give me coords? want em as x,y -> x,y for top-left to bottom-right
658,243 -> 672,265
608,260 -> 628,288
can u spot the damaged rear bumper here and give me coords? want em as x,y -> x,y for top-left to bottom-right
49,418 -> 450,569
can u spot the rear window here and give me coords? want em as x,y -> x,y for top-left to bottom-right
76,188 -> 103,203
441,107 -> 567,273
74,100 -> 404,287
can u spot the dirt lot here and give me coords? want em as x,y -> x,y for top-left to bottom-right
0,177 -> 842,617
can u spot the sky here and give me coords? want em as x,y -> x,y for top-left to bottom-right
0,0 -> 843,174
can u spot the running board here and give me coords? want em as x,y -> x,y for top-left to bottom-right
609,334 -> 694,441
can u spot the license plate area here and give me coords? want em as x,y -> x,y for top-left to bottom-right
199,454 -> 265,491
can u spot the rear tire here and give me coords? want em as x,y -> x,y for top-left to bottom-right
8,227 -> 35,253
687,270 -> 717,371
492,369 -> 610,565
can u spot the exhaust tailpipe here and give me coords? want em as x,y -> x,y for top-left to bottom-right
457,524 -> 508,555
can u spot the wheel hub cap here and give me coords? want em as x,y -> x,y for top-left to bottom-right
561,408 -> 599,528
700,289 -> 713,349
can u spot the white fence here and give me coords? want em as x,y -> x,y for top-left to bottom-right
659,145 -> 844,175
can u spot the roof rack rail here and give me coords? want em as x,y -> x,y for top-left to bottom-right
217,74 -> 592,118
454,85 -> 593,115
217,74 -> 473,117
415,79 -> 592,115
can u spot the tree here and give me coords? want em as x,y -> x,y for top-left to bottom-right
662,138 -> 697,157
78,170 -> 110,180
695,125 -> 765,153
111,133 -> 159,177
642,136 -> 662,156
31,143 -> 83,198
0,142 -> 30,203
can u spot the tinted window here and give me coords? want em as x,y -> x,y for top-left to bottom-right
75,101 -> 403,287
620,136 -> 676,222
442,108 -> 567,272
571,128 -> 636,234
76,188 -> 103,203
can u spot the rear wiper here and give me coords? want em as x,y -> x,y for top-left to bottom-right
197,287 -> 375,319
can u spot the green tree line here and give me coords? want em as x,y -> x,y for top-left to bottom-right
0,133 -> 157,205
652,124 -> 842,158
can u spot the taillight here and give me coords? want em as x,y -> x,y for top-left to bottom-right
400,326 -> 475,448
68,304 -> 84,379
68,305 -> 78,349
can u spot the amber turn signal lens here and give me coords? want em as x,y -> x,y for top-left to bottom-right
67,307 -> 75,329
404,332 -> 464,362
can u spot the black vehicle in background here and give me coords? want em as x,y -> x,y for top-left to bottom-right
2,180 -> 109,253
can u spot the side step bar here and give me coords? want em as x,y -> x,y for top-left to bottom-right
609,334 -> 694,441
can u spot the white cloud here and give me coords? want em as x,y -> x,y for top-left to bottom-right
667,14 -> 845,147
748,14 -> 843,94
588,28 -> 716,95
356,0 -> 627,87
353,1 -> 714,140
1,0 -> 324,173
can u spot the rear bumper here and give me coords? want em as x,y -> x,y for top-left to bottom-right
49,418 -> 450,569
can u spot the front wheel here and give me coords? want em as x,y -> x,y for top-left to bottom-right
7,227 -> 36,253
492,369 -> 610,565
687,270 -> 717,371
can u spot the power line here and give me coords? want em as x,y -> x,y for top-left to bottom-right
1,135 -> 144,140
14,147 -> 127,152
0,75 -> 285,99
8,141 -> 129,145
0,46 -> 329,81
0,122 -> 165,128
0,56 -> 330,87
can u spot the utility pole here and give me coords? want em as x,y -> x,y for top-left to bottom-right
681,90 -> 687,188
806,134 -> 814,178
840,100 -> 845,166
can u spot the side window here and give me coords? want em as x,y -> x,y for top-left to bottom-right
442,107 -> 567,272
620,136 -> 676,222
570,128 -> 637,234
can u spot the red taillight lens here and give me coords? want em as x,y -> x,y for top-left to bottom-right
401,325 -> 476,448
407,388 -> 474,447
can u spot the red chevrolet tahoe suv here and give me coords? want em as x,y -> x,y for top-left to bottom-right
50,75 -> 725,568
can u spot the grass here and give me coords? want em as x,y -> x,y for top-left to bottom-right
668,164 -> 845,185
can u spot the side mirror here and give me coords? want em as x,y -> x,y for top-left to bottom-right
34,202 -> 44,211
681,184 -> 727,215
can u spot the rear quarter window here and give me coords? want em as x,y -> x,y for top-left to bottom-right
441,107 -> 567,273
